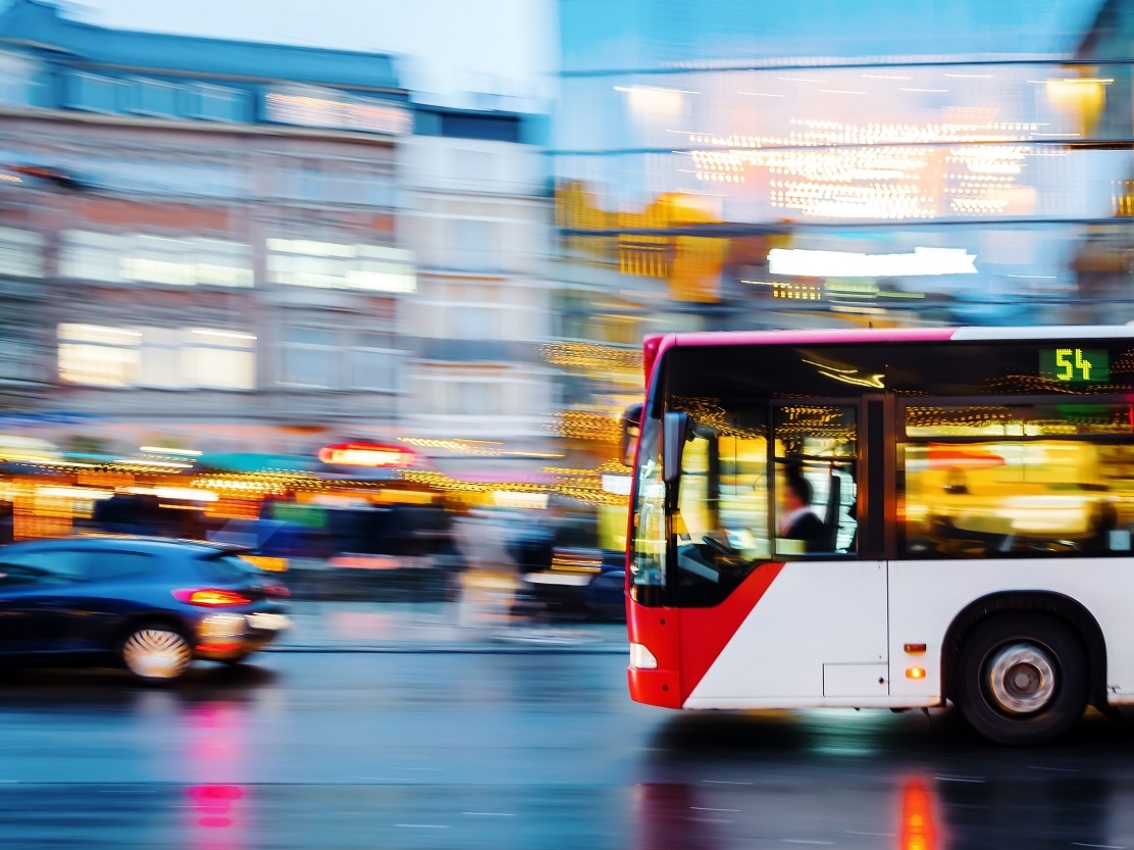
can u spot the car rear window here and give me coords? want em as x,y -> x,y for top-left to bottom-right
198,554 -> 259,583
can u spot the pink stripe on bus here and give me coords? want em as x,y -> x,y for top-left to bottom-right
671,327 -> 956,347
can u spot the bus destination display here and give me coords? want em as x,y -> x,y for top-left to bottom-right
1040,348 -> 1109,383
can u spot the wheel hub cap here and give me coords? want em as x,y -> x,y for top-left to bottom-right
988,642 -> 1056,714
123,629 -> 191,680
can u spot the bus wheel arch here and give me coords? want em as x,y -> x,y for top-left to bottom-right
941,591 -> 1107,709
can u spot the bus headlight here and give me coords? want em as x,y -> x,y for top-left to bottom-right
630,642 -> 658,670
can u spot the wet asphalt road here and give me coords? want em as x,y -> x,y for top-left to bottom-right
3,650 -> 1134,848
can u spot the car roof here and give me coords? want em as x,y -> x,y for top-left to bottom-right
0,536 -> 243,556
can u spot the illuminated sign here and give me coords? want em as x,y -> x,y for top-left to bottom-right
1040,348 -> 1109,383
317,443 -> 415,468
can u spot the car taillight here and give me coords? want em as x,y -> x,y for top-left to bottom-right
172,588 -> 252,607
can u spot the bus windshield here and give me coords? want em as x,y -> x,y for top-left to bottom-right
631,353 -> 860,607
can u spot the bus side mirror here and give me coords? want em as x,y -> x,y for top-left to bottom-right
663,411 -> 690,485
620,404 -> 643,468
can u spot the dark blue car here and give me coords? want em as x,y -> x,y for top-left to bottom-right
0,537 -> 291,682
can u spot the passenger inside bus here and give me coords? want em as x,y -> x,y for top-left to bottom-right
778,473 -> 827,553
903,433 -> 1134,557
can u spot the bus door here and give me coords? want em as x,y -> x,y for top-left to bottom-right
672,401 -> 890,705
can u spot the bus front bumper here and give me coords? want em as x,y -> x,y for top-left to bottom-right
627,665 -> 682,708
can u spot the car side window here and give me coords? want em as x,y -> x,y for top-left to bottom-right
81,551 -> 156,581
0,552 -> 86,586
0,563 -> 58,587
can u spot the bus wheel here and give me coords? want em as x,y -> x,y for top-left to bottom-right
955,613 -> 1086,746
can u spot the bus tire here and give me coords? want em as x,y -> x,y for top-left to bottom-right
954,613 -> 1086,746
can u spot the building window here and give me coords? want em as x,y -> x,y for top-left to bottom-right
264,85 -> 412,135
452,149 -> 497,184
190,84 -> 245,122
60,231 -> 253,288
184,329 -> 256,390
445,304 -> 501,340
280,328 -> 337,388
266,238 -> 415,293
82,160 -> 248,199
280,328 -> 400,391
447,219 -> 499,271
58,325 -> 254,390
130,79 -> 178,117
349,332 -> 399,391
450,381 -> 502,416
364,173 -> 396,207
65,72 -> 122,113
274,161 -> 394,206
0,227 -> 43,278
0,51 -> 38,106
0,333 -> 34,383
58,324 -> 141,387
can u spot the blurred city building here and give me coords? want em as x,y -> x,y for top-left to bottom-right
398,105 -> 559,477
0,0 -> 596,542
0,0 -> 411,454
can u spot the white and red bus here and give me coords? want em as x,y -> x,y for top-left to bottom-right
623,326 -> 1134,744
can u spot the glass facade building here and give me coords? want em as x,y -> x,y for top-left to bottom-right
552,0 -> 1131,330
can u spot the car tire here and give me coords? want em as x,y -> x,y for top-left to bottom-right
954,613 -> 1087,746
120,623 -> 193,683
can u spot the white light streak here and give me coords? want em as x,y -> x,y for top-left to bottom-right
769,247 -> 977,278
190,328 -> 257,340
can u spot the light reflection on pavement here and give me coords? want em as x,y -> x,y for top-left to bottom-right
0,652 -> 1133,848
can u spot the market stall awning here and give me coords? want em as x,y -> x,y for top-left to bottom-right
197,453 -> 319,474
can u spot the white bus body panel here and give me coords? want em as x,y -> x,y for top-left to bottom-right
687,561 -> 887,706
685,557 -> 1134,709
889,558 -> 1134,702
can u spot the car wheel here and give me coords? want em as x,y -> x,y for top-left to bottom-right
121,625 -> 193,683
954,613 -> 1087,746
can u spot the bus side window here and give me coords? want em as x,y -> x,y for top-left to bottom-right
772,405 -> 858,557
901,403 -> 1134,558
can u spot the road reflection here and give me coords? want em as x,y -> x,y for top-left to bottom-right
898,779 -> 938,850
634,710 -> 1134,850
185,703 -> 249,850
4,656 -> 1134,849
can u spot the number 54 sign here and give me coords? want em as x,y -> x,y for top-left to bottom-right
1040,348 -> 1109,383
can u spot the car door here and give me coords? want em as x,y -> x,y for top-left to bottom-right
62,549 -> 160,652
0,551 -> 86,654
